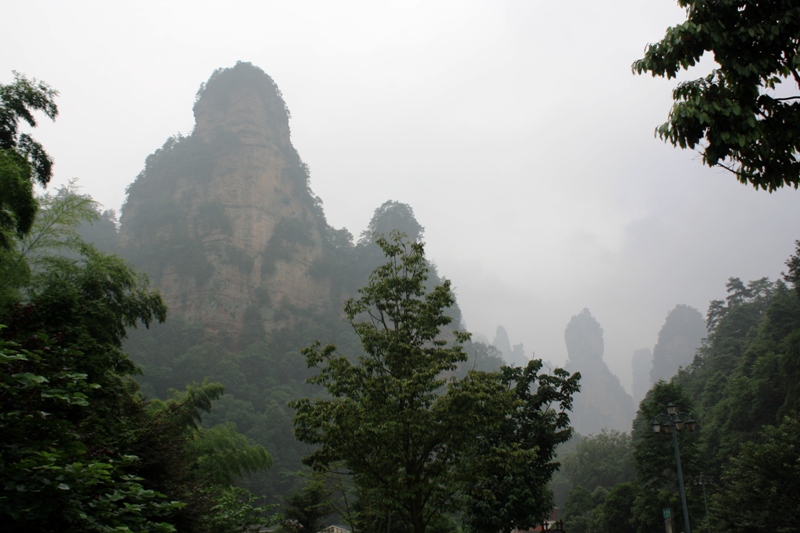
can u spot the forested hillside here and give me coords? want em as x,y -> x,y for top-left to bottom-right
556,245 -> 800,533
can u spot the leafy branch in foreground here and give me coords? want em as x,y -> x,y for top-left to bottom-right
0,72 -> 58,249
633,0 -> 800,190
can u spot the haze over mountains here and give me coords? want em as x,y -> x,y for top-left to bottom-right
6,1 -> 800,528
4,59 -> 780,512
111,63 -> 709,444
10,2 -> 800,396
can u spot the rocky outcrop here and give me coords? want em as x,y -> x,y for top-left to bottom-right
492,326 -> 528,367
563,309 -> 636,435
650,305 -> 706,384
120,62 -> 333,342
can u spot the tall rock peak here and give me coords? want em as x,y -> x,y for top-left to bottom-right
491,325 -> 528,366
563,308 -> 635,434
565,308 -> 604,363
120,62 -> 331,344
650,304 -> 706,384
193,62 -> 292,148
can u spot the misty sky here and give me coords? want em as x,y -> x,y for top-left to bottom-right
6,0 -> 800,393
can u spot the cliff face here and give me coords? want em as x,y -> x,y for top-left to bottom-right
563,308 -> 636,435
650,304 -> 706,384
491,326 -> 528,367
120,63 -> 333,341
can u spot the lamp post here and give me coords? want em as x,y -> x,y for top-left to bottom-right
692,475 -> 712,533
652,402 -> 697,533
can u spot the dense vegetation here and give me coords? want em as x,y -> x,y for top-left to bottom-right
48,198 -> 561,531
0,186 -> 274,532
0,72 -> 57,250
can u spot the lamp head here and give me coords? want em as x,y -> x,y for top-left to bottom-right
667,402 -> 677,416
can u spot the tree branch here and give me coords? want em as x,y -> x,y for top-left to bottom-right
790,67 -> 800,89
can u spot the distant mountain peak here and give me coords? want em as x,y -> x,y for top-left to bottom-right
563,308 -> 634,434
565,307 -> 604,363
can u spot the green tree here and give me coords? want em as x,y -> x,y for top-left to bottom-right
633,0 -> 800,190
783,239 -> 800,298
0,331 -> 183,532
0,72 -> 58,248
359,200 -> 424,244
631,382 -> 701,533
0,188 -> 274,532
562,485 -> 594,533
458,341 -> 506,374
291,233 -> 509,533
563,485 -> 624,533
627,245 -> 800,531
712,414 -> 800,533
462,360 -> 579,533
134,383 -> 273,532
632,382 -> 700,489
281,473 -> 335,532
597,482 -> 638,533
186,422 -> 272,485
676,272 -> 800,470
0,183 -> 106,311
630,488 -> 680,533
351,201 -> 434,298
0,239 -> 178,531
562,430 -> 636,493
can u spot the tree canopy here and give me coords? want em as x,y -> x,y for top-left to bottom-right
633,0 -> 800,190
292,233 -> 497,532
0,72 -> 58,248
1,187 -> 274,532
359,200 -> 424,244
562,430 -> 636,494
711,414 -> 800,533
462,360 -> 579,533
292,232 -> 578,533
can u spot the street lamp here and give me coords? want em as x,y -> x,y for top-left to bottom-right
692,475 -> 712,533
653,402 -> 697,533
